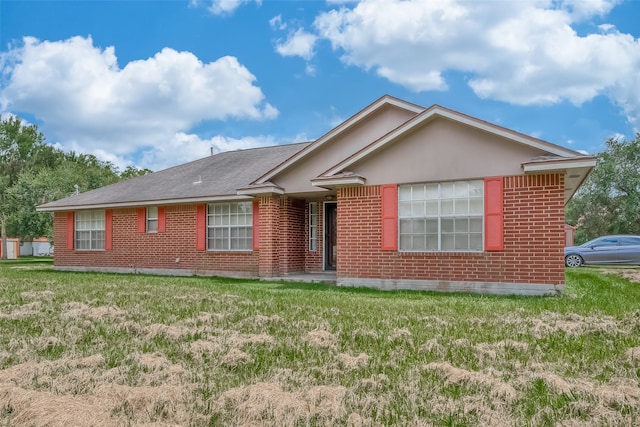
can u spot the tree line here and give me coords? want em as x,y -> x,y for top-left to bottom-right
0,116 -> 151,259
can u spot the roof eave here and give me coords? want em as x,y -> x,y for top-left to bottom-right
311,176 -> 366,189
36,194 -> 254,212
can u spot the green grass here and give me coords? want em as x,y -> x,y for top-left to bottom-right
0,259 -> 639,426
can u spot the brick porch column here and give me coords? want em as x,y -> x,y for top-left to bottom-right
258,195 -> 280,277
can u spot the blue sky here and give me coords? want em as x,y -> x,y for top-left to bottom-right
1,0 -> 639,172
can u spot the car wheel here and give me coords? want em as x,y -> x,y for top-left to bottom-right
565,254 -> 583,267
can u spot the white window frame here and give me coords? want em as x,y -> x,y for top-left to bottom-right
75,210 -> 105,251
309,202 -> 318,251
146,206 -> 158,233
398,180 -> 484,252
206,201 -> 253,251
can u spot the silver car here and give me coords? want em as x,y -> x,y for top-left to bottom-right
564,235 -> 640,267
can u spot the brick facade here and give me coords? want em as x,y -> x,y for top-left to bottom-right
54,204 -> 259,276
336,174 -> 565,289
52,173 -> 566,293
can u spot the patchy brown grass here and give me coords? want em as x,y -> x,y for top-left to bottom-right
1,262 -> 640,425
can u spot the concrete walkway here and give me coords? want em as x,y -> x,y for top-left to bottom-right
265,272 -> 337,284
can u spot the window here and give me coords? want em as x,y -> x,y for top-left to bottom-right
146,206 -> 158,233
207,202 -> 252,251
399,180 -> 483,252
75,210 -> 105,250
309,202 -> 318,251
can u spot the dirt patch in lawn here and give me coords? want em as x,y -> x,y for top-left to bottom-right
599,267 -> 640,283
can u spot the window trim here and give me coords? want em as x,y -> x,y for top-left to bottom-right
206,201 -> 253,251
309,202 -> 318,251
398,180 -> 484,253
74,210 -> 106,251
146,206 -> 158,233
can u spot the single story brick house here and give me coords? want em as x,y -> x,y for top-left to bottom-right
38,95 -> 595,295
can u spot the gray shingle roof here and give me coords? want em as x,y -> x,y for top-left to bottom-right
39,142 -> 310,210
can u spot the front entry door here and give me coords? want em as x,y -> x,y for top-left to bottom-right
324,202 -> 337,270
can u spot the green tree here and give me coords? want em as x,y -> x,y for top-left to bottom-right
0,116 -> 58,258
566,133 -> 640,244
0,116 -> 137,257
120,165 -> 152,180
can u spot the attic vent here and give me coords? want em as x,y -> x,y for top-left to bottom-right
193,176 -> 202,185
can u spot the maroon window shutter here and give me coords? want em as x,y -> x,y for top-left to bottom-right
381,184 -> 398,250
196,204 -> 206,251
66,212 -> 75,250
105,209 -> 113,250
484,177 -> 504,251
158,206 -> 166,233
252,200 -> 259,250
136,208 -> 146,233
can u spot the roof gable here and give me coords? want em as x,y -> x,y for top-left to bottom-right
320,104 -> 585,178
253,95 -> 424,186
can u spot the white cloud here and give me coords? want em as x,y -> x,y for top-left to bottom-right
312,0 -> 640,127
0,36 -> 279,170
206,0 -> 261,16
269,15 -> 287,31
275,28 -> 318,61
137,133 -> 278,171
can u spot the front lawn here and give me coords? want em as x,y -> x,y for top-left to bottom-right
1,260 -> 639,426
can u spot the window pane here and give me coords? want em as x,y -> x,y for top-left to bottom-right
399,219 -> 412,233
470,218 -> 483,232
411,184 -> 425,200
426,235 -> 438,250
441,219 -> 454,233
470,234 -> 483,250
399,185 -> 412,201
441,200 -> 454,215
426,219 -> 438,234
399,235 -> 412,250
412,201 -> 426,217
147,206 -> 158,219
455,181 -> 469,198
441,182 -> 454,198
426,201 -> 438,215
469,180 -> 484,197
469,198 -> 483,214
442,235 -> 455,250
455,199 -> 468,214
147,219 -> 158,233
399,201 -> 412,217
455,218 -> 469,232
413,235 -> 427,250
455,234 -> 468,250
426,184 -> 439,199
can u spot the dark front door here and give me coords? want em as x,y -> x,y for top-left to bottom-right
324,202 -> 337,270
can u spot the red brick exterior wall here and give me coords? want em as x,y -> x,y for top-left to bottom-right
278,197 -> 306,274
337,173 -> 566,286
53,204 -> 258,275
52,173 -> 565,287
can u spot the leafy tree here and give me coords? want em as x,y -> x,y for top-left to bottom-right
120,165 -> 152,180
0,116 -> 147,257
0,116 -> 57,258
566,133 -> 640,244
